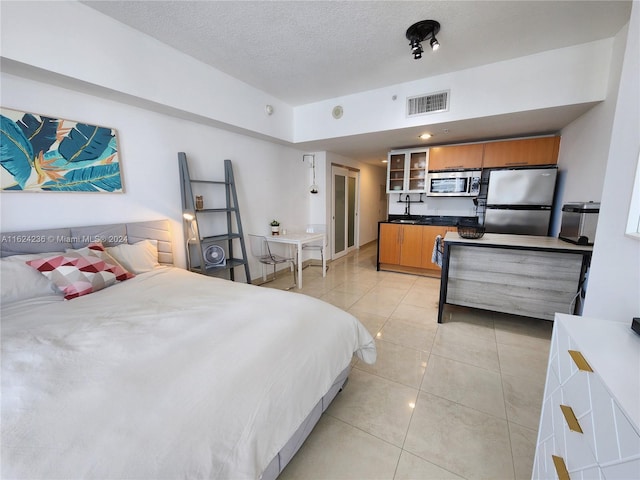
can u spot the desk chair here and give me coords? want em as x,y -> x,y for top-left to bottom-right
302,224 -> 328,272
248,234 -> 296,290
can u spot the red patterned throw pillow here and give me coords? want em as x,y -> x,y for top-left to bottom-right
26,254 -> 126,300
84,241 -> 135,281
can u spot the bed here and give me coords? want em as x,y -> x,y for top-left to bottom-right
0,219 -> 376,479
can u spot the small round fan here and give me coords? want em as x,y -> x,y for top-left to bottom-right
203,245 -> 226,267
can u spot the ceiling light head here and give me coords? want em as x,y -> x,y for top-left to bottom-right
419,133 -> 432,140
405,20 -> 441,60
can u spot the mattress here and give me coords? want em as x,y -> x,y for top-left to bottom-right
1,266 -> 376,479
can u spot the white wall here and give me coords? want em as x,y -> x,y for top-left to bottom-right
583,1 -> 640,321
552,21 -> 629,236
294,40 -> 612,143
0,72 -> 311,282
0,1 -> 293,143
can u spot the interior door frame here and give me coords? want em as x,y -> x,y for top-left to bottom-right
331,164 -> 360,260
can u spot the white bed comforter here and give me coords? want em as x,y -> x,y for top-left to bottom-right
1,267 -> 376,479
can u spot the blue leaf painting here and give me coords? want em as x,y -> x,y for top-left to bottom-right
41,163 -> 122,192
0,114 -> 34,189
1,108 -> 122,192
58,123 -> 114,163
16,114 -> 58,156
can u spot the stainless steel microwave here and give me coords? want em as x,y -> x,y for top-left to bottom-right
427,170 -> 481,196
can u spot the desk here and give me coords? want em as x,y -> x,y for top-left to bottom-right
266,232 -> 326,289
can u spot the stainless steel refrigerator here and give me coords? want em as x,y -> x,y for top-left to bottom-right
484,167 -> 557,235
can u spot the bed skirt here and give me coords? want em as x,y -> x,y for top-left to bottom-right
261,365 -> 350,480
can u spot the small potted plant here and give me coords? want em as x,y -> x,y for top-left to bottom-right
270,220 -> 280,235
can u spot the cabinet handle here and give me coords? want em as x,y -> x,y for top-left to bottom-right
560,405 -> 583,433
568,350 -> 593,372
505,162 -> 528,165
551,455 -> 571,480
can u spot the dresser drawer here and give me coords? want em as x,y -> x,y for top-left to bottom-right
552,322 -> 591,385
534,315 -> 640,480
601,457 -> 640,479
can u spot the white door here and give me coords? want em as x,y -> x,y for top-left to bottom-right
331,165 -> 359,259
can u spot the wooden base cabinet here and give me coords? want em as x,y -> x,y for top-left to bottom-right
533,315 -> 640,480
378,223 -> 424,268
378,223 -> 454,276
420,226 -> 456,271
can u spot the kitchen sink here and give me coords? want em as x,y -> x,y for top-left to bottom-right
391,219 -> 420,224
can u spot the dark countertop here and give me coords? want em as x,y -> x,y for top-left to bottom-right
384,215 -> 479,227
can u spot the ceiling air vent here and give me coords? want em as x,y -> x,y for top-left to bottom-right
407,90 -> 449,117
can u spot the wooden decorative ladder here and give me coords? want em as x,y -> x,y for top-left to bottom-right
178,152 -> 251,283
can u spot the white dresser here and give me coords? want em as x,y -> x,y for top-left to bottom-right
533,314 -> 640,479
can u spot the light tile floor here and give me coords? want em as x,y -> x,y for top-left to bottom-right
264,242 -> 552,480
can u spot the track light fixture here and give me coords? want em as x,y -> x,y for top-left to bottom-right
405,20 -> 440,59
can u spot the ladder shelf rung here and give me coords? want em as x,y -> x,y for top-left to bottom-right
190,258 -> 248,274
190,180 -> 228,185
196,208 -> 237,213
193,233 -> 241,243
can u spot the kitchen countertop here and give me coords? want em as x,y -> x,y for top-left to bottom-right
443,231 -> 593,253
384,215 -> 478,227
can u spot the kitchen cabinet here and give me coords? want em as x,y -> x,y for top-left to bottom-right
420,226 -> 456,271
428,144 -> 484,171
399,224 -> 424,268
378,223 -> 401,264
438,232 -> 592,322
533,314 -> 640,480
482,136 -> 560,168
386,149 -> 428,193
378,223 -> 423,268
378,223 -> 455,276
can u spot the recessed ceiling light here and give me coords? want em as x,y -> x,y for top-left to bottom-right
381,159 -> 388,163
419,133 -> 432,140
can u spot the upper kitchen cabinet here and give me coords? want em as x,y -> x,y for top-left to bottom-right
482,136 -> 561,168
386,148 -> 428,193
428,143 -> 484,171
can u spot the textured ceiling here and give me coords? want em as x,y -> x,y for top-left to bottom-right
83,0 -> 631,106
81,0 -> 632,161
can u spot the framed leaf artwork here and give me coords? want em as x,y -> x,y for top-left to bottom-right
0,107 -> 124,192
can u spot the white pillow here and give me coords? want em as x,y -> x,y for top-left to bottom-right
106,239 -> 159,274
1,253 -> 63,304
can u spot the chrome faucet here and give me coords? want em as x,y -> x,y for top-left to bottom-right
404,194 -> 411,216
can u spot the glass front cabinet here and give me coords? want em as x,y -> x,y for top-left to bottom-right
386,149 -> 429,193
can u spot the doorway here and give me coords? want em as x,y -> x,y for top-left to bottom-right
331,165 -> 359,259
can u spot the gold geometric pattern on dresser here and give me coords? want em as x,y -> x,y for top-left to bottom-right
533,318 -> 640,480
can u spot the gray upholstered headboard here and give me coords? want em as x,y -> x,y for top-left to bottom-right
0,219 -> 173,265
